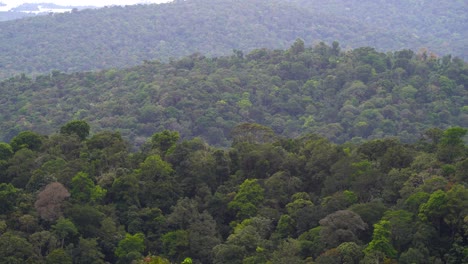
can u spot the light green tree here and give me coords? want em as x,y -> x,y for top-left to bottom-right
228,179 -> 264,221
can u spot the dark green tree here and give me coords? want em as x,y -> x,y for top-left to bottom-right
0,182 -> 18,214
151,130 -> 180,156
0,142 -> 13,160
0,232 -> 35,263
60,120 -> 90,140
437,127 -> 467,163
10,131 -> 43,152
115,233 -> 146,264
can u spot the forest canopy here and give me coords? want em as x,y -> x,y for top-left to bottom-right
0,122 -> 466,263
0,42 -> 466,147
0,0 -> 466,78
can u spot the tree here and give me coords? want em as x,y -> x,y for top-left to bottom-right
0,142 -> 13,160
212,243 -> 245,264
437,127 -> 467,163
285,192 -> 317,234
382,210 -> 414,252
228,179 -> 264,221
29,231 -> 59,260
187,211 -> 221,263
70,172 -> 106,203
6,148 -> 37,188
298,226 -> 324,259
364,220 -> 397,259
418,190 -> 448,225
74,237 -> 105,264
9,131 -> 43,152
115,233 -> 146,264
270,239 -> 303,264
161,230 -> 189,262
230,123 -> 275,145
0,183 -> 18,214
137,154 -> 178,210
0,232 -> 35,264
52,218 -> 78,248
221,217 -> 272,262
289,38 -> 305,56
399,247 -> 428,264
151,130 -> 180,156
337,242 -> 363,264
45,248 -> 72,264
60,120 -> 90,140
34,182 -> 70,221
319,210 -> 367,249
65,204 -> 104,238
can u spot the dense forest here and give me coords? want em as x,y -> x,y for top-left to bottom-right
0,0 -> 466,78
1,41 -> 467,146
0,2 -> 466,263
0,120 -> 466,263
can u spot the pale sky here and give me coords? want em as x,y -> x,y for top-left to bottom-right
1,0 -> 172,7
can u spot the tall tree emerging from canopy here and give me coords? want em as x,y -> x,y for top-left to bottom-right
151,130 -> 180,156
10,131 -> 43,152
60,120 -> 90,141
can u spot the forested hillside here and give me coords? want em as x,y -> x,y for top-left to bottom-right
0,121 -> 466,263
1,42 -> 467,146
0,0 -> 466,78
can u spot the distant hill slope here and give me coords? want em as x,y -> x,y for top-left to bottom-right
0,2 -> 93,21
0,0 -> 466,78
1,43 -> 466,146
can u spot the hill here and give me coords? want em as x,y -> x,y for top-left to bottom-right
1,42 -> 466,146
0,0 -> 466,78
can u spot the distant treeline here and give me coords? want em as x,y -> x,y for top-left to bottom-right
0,0 -> 466,78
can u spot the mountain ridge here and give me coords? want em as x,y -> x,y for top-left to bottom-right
0,0 -> 466,79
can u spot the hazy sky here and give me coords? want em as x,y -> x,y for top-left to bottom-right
1,0 -> 172,7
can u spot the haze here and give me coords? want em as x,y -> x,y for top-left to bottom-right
1,0 -> 172,7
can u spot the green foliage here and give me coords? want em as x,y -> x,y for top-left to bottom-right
0,232 -> 34,263
0,0 -> 465,80
0,183 -> 18,214
115,233 -> 146,262
231,123 -> 275,145
0,43 -> 467,147
0,122 -> 467,263
135,255 -> 171,264
364,220 -> 397,259
75,237 -> 105,264
70,172 -> 106,203
418,190 -> 448,222
60,120 -> 90,140
52,218 -> 78,248
0,143 -> 13,160
161,230 -> 189,261
437,127 -> 467,162
319,210 -> 367,249
228,179 -> 264,220
10,131 -> 42,152
151,130 -> 180,156
46,248 -> 73,264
